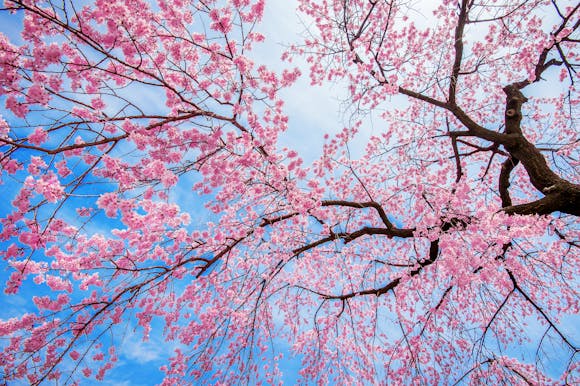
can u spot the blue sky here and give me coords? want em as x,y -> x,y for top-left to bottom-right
1,1 -> 578,385
0,1 -> 343,384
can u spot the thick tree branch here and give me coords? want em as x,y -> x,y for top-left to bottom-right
500,86 -> 580,216
337,0 -> 578,218
321,200 -> 414,237
503,192 -> 580,216
448,0 -> 470,105
499,156 -> 519,208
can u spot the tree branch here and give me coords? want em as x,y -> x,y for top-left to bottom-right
499,156 -> 519,208
507,270 -> 578,352
321,200 -> 414,237
316,238 -> 441,300
448,0 -> 470,105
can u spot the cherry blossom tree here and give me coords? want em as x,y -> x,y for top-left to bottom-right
0,0 -> 578,384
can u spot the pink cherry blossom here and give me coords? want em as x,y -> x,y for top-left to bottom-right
0,0 -> 578,385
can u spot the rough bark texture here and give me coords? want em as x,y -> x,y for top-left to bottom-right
499,85 -> 580,215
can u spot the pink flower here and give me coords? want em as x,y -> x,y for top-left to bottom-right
91,97 -> 105,110
5,95 -> 28,118
209,9 -> 233,33
46,275 -> 73,292
3,158 -> 22,174
43,42 -> 62,64
18,230 -> 43,249
27,156 -> 47,175
555,27 -> 572,42
26,84 -> 50,105
96,192 -> 119,218
34,172 -> 64,202
55,160 -> 71,177
28,127 -> 48,145
0,115 -> 9,137
76,207 -> 92,217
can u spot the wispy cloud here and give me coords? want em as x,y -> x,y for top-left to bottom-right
120,334 -> 164,364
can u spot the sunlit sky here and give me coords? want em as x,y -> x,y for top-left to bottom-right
0,1 -> 347,384
1,0 -> 577,384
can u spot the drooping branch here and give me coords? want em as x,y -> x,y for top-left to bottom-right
312,238 -> 441,300
507,270 -> 578,352
478,289 -> 515,346
499,156 -> 519,208
450,132 -> 464,183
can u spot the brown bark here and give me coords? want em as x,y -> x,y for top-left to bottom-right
499,86 -> 580,216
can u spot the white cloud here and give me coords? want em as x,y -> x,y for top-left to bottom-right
120,334 -> 164,364
247,1 -> 353,163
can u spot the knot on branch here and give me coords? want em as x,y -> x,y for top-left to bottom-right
505,109 -> 517,117
503,84 -> 529,134
503,85 -> 528,113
